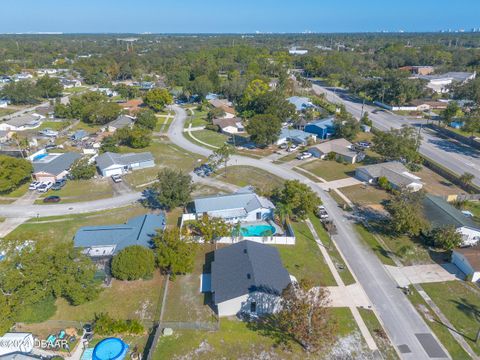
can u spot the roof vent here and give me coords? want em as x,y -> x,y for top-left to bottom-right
247,273 -> 251,279
243,249 -> 247,254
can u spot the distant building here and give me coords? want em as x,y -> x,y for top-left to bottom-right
304,117 -> 335,140
209,240 -> 292,317
289,48 -> 308,55
212,117 -> 244,135
308,138 -> 362,164
451,247 -> 480,282
74,214 -> 166,258
355,161 -> 423,192
0,114 -> 42,131
277,128 -> 316,146
423,195 -> 480,247
409,99 -> 448,111
399,66 -> 435,76
32,152 -> 82,182
414,72 -> 476,93
103,115 -> 135,133
286,96 -> 314,112
96,151 -> 155,177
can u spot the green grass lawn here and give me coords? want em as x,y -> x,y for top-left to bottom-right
154,308 -> 365,360
38,121 -> 70,131
354,224 -> 396,266
274,152 -> 301,163
275,221 -> 336,286
37,179 -> 113,203
154,115 -> 173,132
309,214 -> 356,285
300,159 -> 359,181
462,201 -> 480,221
340,184 -> 391,207
216,165 -> 284,196
408,285 -> 471,359
123,141 -> 206,187
184,109 -> 209,128
422,281 -> 480,356
4,205 -> 148,244
0,108 -> 15,117
189,129 -> 229,148
358,308 -> 400,359
163,244 -> 217,323
63,86 -> 88,94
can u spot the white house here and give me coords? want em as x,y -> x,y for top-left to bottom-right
0,114 -> 43,131
189,187 -> 275,224
212,117 -> 244,135
208,241 -> 292,317
451,247 -> 480,282
423,195 -> 480,247
96,151 -> 155,177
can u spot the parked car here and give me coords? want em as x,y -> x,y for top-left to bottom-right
37,181 -> 53,193
279,143 -> 288,149
43,195 -> 61,203
297,152 -> 312,160
29,181 -> 41,190
111,174 -> 122,183
51,179 -> 66,190
45,144 -> 57,150
357,141 -> 372,149
287,144 -> 298,152
316,205 -> 329,219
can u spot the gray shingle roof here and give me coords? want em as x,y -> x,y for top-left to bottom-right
357,161 -> 421,188
193,189 -> 274,216
5,114 -> 40,127
423,195 -> 478,230
32,152 -> 81,176
107,115 -> 134,129
96,151 -> 154,170
211,241 -> 291,303
74,214 -> 166,253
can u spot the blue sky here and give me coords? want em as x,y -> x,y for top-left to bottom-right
1,0 -> 479,33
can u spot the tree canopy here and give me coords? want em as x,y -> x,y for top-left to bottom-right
272,180 -> 321,220
0,155 -> 33,193
148,168 -> 193,210
372,126 -> 420,164
143,88 -> 173,111
245,114 -> 282,147
111,246 -> 156,281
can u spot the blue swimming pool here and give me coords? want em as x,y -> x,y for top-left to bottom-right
240,224 -> 276,237
93,338 -> 129,360
33,153 -> 48,161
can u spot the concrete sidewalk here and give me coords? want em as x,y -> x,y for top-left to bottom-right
385,264 -> 463,288
318,177 -> 362,190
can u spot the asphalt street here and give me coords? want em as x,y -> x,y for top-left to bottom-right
312,82 -> 480,187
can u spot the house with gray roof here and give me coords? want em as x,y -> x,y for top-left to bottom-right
190,187 -> 275,224
308,138 -> 362,164
0,114 -> 42,131
209,240 -> 292,317
32,152 -> 82,182
96,151 -> 154,177
423,195 -> 480,247
286,96 -> 314,112
355,161 -> 423,192
277,128 -> 317,146
74,213 -> 166,258
103,115 -> 135,133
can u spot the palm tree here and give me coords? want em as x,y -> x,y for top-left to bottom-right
274,202 -> 293,234
459,172 -> 475,189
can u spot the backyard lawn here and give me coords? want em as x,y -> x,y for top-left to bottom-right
162,244 -> 217,323
38,121 -> 70,131
422,281 -> 480,356
299,159 -> 358,181
4,205 -> 149,244
275,221 -> 336,286
188,129 -> 229,148
341,184 -> 391,207
154,308 -> 369,360
216,165 -> 284,195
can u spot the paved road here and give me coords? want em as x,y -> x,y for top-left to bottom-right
168,104 -> 449,360
312,82 -> 480,187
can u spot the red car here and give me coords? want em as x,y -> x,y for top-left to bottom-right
43,196 -> 61,203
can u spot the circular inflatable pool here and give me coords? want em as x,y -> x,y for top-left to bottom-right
93,338 -> 129,360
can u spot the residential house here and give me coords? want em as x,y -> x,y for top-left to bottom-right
121,99 -> 143,114
0,114 -> 42,131
74,214 -> 166,258
286,96 -> 314,112
209,240 -> 292,317
212,117 -> 244,135
409,99 -> 448,111
102,115 -> 135,133
308,138 -> 362,164
399,66 -> 435,76
422,194 -> 480,247
208,99 -> 235,118
451,247 -> 480,282
304,117 -> 336,140
13,73 -> 33,82
60,78 -> 82,88
450,121 -> 464,129
96,151 -> 155,177
277,128 -> 316,146
355,161 -> 423,192
71,130 -> 88,141
32,152 -> 82,182
189,187 -> 275,224
413,72 -> 476,93
33,104 -> 55,119
139,81 -> 155,90
0,130 -> 14,143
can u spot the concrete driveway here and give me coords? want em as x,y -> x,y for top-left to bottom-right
385,264 -> 464,288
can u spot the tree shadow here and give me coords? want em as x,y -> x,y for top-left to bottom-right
245,314 -> 293,349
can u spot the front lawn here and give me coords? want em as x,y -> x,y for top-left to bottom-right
38,178 -> 113,203
340,184 -> 391,207
422,281 -> 480,356
299,159 -> 359,181
216,165 -> 284,195
188,129 -> 229,148
275,221 -> 336,286
354,224 -> 396,266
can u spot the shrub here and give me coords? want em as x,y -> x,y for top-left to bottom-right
94,313 -> 144,335
377,176 -> 391,191
205,124 -> 220,132
111,246 -> 155,281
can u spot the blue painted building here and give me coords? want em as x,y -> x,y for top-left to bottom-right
304,117 -> 336,140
